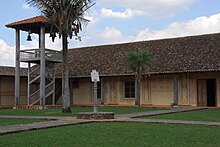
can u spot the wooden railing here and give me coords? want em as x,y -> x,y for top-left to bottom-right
20,48 -> 62,62
29,82 -> 54,105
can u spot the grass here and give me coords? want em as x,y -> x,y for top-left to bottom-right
142,109 -> 220,122
0,118 -> 46,126
0,122 -> 220,147
0,107 -> 165,117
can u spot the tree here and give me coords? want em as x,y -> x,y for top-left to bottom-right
26,0 -> 95,113
126,49 -> 152,106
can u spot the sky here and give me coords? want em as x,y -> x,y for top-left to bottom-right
1,0 -> 220,67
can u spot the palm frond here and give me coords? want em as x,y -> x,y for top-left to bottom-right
26,0 -> 95,41
126,49 -> 152,73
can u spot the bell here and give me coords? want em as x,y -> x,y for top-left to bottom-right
26,34 -> 32,41
49,32 -> 57,38
49,32 -> 57,42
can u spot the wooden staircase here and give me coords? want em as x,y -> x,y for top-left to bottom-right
28,63 -> 56,106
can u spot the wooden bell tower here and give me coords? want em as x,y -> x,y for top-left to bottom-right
6,16 -> 62,107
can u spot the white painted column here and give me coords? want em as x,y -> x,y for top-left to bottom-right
15,29 -> 20,106
40,26 -> 46,106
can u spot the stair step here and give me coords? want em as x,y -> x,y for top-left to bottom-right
30,75 -> 41,84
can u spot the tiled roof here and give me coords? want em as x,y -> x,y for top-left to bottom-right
1,33 -> 220,78
6,16 -> 47,27
5,16 -> 51,33
0,66 -> 27,77
55,33 -> 220,78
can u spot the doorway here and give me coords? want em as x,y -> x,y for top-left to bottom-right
197,79 -> 216,107
207,79 -> 216,106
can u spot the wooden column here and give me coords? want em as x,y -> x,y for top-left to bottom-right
173,74 -> 178,106
15,29 -> 20,106
27,63 -> 30,105
52,67 -> 56,105
40,26 -> 46,106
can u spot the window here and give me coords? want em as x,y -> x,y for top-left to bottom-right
124,81 -> 135,98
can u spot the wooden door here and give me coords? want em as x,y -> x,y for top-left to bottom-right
197,80 -> 207,106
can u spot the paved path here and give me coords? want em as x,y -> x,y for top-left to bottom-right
119,118 -> 220,126
0,115 -> 77,120
115,108 -> 205,118
0,119 -> 92,135
1,108 -> 219,135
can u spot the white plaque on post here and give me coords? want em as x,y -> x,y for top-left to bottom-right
91,70 -> 100,82
91,70 -> 99,113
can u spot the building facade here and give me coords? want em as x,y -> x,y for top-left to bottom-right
71,73 -> 220,107
1,32 -> 220,107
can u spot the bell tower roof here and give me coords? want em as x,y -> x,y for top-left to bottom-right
6,16 -> 51,34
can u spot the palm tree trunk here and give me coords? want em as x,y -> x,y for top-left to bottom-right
62,34 -> 71,113
135,67 -> 141,106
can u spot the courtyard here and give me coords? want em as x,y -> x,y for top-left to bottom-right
0,107 -> 219,146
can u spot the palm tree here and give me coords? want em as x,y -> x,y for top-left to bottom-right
126,49 -> 152,106
26,0 -> 95,113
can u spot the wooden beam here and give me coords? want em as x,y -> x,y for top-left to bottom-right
15,29 -> 20,106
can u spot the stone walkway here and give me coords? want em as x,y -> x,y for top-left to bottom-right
115,107 -> 205,118
0,115 -> 77,120
123,118 -> 220,126
1,108 -> 219,135
0,119 -> 92,135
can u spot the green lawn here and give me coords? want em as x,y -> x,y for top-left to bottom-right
1,122 -> 220,147
0,118 -> 46,126
143,109 -> 220,122
0,107 -> 165,117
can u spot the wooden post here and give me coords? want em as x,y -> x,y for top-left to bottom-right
40,26 -> 46,106
52,67 -> 55,105
27,63 -> 30,105
173,74 -> 178,106
15,29 -> 20,106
